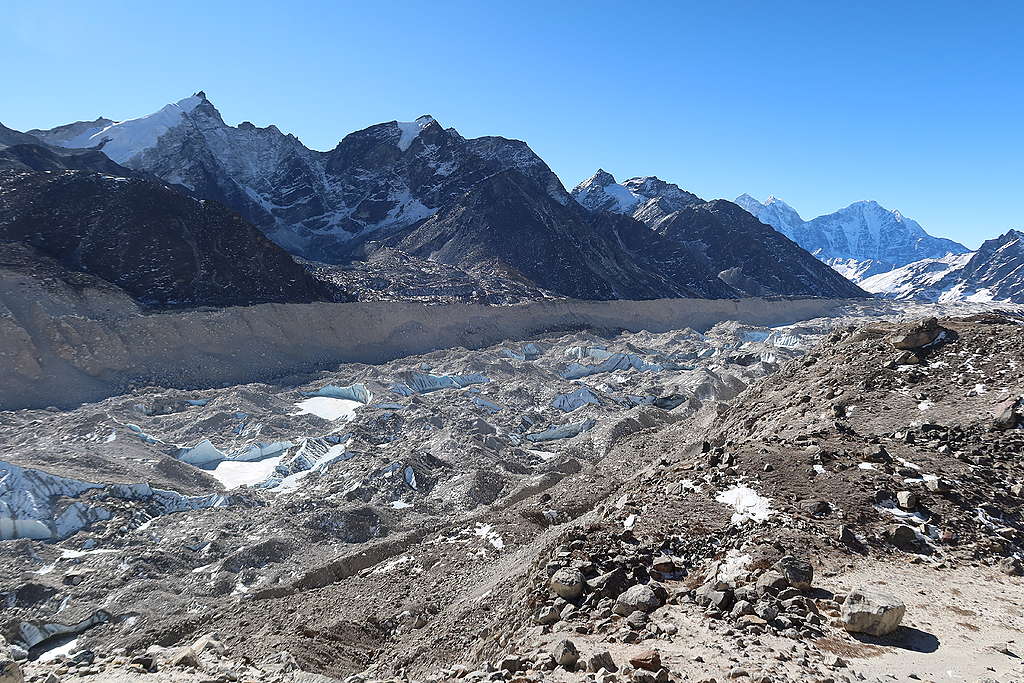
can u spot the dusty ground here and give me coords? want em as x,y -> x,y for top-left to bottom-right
3,304 -> 1023,683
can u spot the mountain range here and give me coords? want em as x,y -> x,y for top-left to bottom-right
734,194 -> 971,281
5,92 -> 865,304
4,91 -> 1020,305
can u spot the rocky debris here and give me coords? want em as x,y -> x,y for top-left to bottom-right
889,317 -> 945,350
550,639 -> 578,669
841,588 -> 906,636
614,584 -> 664,616
0,637 -> 24,683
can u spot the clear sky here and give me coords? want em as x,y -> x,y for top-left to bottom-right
3,0 -> 1021,248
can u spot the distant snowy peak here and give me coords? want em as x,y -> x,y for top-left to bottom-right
395,115 -> 436,151
861,229 -> 1024,303
735,193 -> 970,281
571,169 -> 642,213
734,194 -> 804,239
29,93 -> 207,164
571,170 -> 702,216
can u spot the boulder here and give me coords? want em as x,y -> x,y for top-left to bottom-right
889,317 -> 942,350
589,567 -> 628,598
775,556 -> 813,591
535,605 -> 560,625
585,650 -> 618,673
896,491 -> 918,510
755,570 -> 789,594
628,649 -> 662,672
887,524 -> 923,552
993,397 -> 1022,430
549,567 -> 585,600
550,639 -> 578,669
613,584 -> 662,616
842,588 -> 906,636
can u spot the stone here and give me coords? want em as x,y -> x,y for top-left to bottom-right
798,499 -> 830,515
925,479 -> 950,493
535,605 -> 560,625
755,570 -> 789,594
774,556 -> 813,591
585,650 -> 617,673
498,656 -> 521,673
0,636 -> 24,683
613,584 -> 662,616
890,317 -> 942,350
842,588 -> 906,636
550,639 -> 578,669
896,491 -> 918,510
628,649 -> 661,672
993,397 -> 1022,430
887,524 -> 922,552
168,647 -> 200,669
589,567 -> 628,598
550,567 -> 585,601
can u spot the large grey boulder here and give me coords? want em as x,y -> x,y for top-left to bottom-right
613,584 -> 662,616
889,317 -> 942,350
775,555 -> 813,591
549,567 -> 585,600
842,588 -> 906,636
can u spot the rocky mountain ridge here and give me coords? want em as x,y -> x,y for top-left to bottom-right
860,229 -> 1024,303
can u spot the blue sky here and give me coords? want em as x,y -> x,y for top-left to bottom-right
3,1 -> 1021,248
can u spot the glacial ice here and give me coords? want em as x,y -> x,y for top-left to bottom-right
525,418 -> 596,442
304,383 -> 372,403
0,459 -> 231,540
391,372 -> 490,395
562,352 -> 675,380
551,388 -> 602,412
292,397 -> 363,421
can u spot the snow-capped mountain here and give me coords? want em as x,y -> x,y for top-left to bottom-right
23,94 -> 867,301
735,194 -> 970,281
28,93 -> 568,260
571,171 -> 865,299
861,230 -> 1024,303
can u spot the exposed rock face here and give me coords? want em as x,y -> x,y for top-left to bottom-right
650,200 -> 866,299
571,171 -> 866,299
28,94 -> 569,262
841,588 -> 906,636
735,194 -> 969,281
0,170 -> 332,307
385,170 -> 737,300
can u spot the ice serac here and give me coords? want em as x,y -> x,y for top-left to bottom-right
736,194 -> 970,281
28,93 -> 571,261
861,229 -> 1024,303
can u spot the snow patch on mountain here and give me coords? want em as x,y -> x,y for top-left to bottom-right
396,115 -> 435,151
33,94 -> 204,164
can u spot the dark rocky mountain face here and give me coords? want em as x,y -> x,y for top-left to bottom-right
0,170 -> 335,307
28,96 -> 570,262
25,96 -> 870,302
653,200 -> 867,298
571,170 -> 867,299
381,170 -> 737,300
